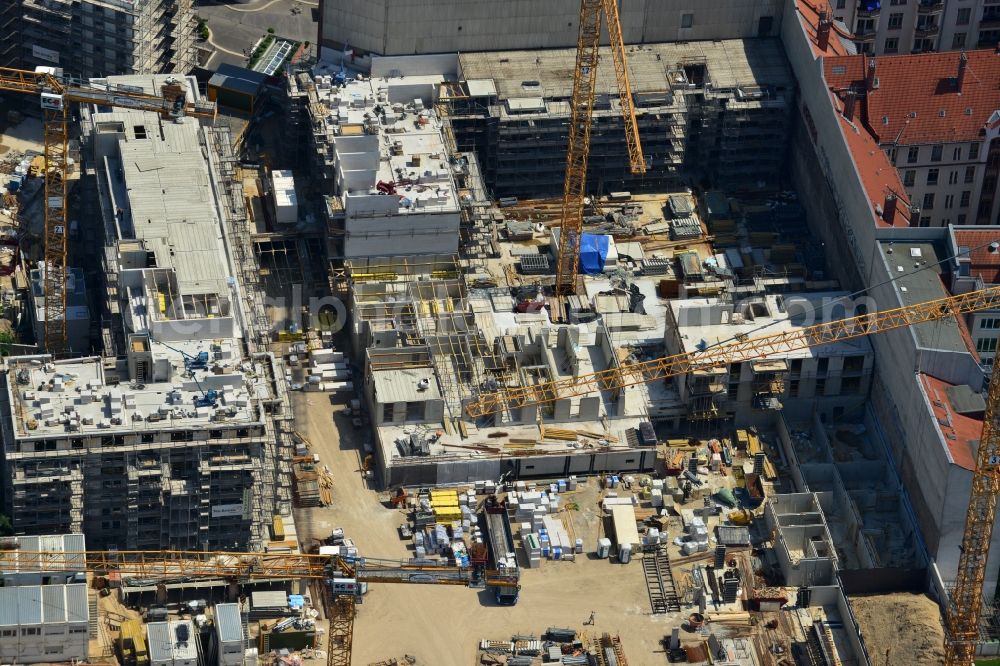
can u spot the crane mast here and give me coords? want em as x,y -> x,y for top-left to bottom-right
947,363 -> 1000,664
555,0 -> 645,296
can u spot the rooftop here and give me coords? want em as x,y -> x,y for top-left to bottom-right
876,241 -> 974,354
951,227 -> 1000,285
309,73 -> 460,216
6,355 -> 265,440
792,0 -> 855,57
824,50 -> 1000,145
457,38 -> 793,102
148,620 -> 199,663
670,293 -> 873,359
0,583 -> 88,626
0,534 -> 86,574
919,373 -> 980,471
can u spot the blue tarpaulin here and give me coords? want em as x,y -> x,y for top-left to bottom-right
579,234 -> 609,274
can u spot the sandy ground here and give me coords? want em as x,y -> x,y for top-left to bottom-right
290,391 -> 687,666
0,117 -> 45,155
849,592 -> 945,665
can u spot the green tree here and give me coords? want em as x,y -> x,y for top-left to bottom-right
0,330 -> 14,356
0,514 -> 13,537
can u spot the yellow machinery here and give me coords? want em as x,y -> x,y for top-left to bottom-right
117,619 -> 149,666
0,548 -> 517,666
0,67 -> 216,353
465,283 -> 1000,661
555,0 -> 645,295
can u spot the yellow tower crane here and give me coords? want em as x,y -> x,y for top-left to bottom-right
555,0 -> 646,296
0,67 -> 217,353
0,547 -> 517,666
465,284 -> 1000,661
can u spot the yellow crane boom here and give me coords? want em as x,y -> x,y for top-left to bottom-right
467,285 -> 1000,417
555,0 -> 645,296
0,66 -> 215,353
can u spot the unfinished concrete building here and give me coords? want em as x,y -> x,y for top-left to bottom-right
0,76 -> 292,552
343,256 -> 661,487
663,293 -> 874,427
447,39 -> 794,197
12,0 -> 196,78
287,70 -> 462,259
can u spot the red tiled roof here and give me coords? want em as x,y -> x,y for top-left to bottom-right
827,89 -> 913,227
954,229 -> 1000,284
824,50 -> 1000,145
794,0 -> 852,57
918,373 -> 979,471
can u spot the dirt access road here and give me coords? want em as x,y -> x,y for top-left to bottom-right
290,392 -> 685,665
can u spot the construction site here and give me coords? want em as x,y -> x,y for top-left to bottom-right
0,0 -> 999,665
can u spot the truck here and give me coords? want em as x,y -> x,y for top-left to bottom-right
480,495 -> 520,605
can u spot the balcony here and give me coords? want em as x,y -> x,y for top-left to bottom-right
979,16 -> 1000,29
858,1 -> 881,18
914,23 -> 940,37
917,0 -> 944,13
854,29 -> 877,43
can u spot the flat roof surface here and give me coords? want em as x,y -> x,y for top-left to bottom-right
877,242 -> 970,354
0,583 -> 88,626
670,292 -> 873,358
610,504 -> 641,547
214,603 -> 244,643
1,534 -> 86,572
458,38 -> 793,101
6,355 -> 264,440
371,367 -> 442,404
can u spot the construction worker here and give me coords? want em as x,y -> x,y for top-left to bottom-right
586,610 -> 596,625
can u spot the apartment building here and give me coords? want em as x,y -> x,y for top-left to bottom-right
828,0 -> 999,54
0,75 -> 291,552
287,68 -> 462,258
9,0 -> 196,79
824,49 -> 1000,228
947,226 -> 1000,370
663,293 -> 874,426
448,39 -> 794,197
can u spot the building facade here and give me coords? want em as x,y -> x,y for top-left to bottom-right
448,40 -> 794,197
318,0 -> 784,59
830,0 -> 1000,55
824,49 -> 1000,228
9,0 -> 196,79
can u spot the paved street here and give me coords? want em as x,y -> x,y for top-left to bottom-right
195,0 -> 318,69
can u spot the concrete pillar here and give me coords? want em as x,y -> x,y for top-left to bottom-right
553,399 -> 571,421
578,396 -> 600,420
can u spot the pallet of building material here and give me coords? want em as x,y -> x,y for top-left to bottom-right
478,639 -> 513,654
642,257 -> 672,276
520,254 -> 550,275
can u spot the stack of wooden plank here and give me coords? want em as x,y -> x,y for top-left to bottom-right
291,457 -> 333,507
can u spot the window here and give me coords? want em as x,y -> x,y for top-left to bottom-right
884,37 -> 899,53
953,147 -> 962,161
923,193 -> 935,209
919,215 -> 932,227
836,0 -> 845,7
21,628 -> 39,636
890,0 -> 906,4
953,32 -> 967,49
977,338 -> 998,354
69,627 -> 88,634
817,357 -> 829,376
961,190 -> 971,207
970,143 -> 980,160
949,170 -> 959,185
927,168 -> 939,185
931,145 -> 943,162
0,630 -> 13,637
681,12 -> 693,28
957,7 -> 971,25
908,146 -> 919,163
958,214 -> 967,224
45,647 -> 62,655
816,378 -> 827,396
903,170 -> 916,186
966,166 -> 976,183
981,318 -> 1000,330
945,194 -> 954,209
789,379 -> 801,396
887,12 -> 904,29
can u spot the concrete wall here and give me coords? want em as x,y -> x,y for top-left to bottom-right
343,210 -> 461,257
321,0 -> 784,56
381,447 -> 656,488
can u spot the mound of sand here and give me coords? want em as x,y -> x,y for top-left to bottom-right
849,592 -> 945,665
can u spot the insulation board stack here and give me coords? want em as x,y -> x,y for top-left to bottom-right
523,533 -> 542,568
431,489 -> 461,523
541,515 -> 574,560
